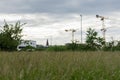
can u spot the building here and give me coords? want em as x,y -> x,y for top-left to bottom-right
46,39 -> 49,47
17,40 -> 37,51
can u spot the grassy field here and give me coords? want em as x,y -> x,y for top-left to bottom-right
0,51 -> 120,80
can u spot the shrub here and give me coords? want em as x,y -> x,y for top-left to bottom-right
21,46 -> 36,51
46,46 -> 67,51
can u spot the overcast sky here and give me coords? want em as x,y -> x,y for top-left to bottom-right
0,0 -> 120,45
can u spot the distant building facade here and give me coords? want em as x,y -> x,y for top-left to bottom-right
17,40 -> 37,51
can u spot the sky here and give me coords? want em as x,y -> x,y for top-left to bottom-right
0,0 -> 120,45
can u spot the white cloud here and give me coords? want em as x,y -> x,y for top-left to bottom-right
0,12 -> 120,45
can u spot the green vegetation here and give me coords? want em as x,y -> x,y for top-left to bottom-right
0,23 -> 120,52
20,46 -> 36,51
86,28 -> 105,50
0,21 -> 24,51
41,28 -> 120,52
36,43 -> 120,52
0,51 -> 120,80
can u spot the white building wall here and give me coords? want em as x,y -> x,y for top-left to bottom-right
17,40 -> 37,50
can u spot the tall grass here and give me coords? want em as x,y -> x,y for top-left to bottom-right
0,51 -> 120,80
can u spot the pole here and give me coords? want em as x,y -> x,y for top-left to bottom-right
50,36 -> 52,46
72,31 -> 74,43
80,15 -> 82,43
101,18 -> 106,41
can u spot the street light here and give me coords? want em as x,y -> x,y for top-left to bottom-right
80,15 -> 83,43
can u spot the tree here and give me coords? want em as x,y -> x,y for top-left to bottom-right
0,21 -> 25,51
86,28 -> 105,50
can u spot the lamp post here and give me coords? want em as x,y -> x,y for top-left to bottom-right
80,15 -> 83,43
50,36 -> 52,46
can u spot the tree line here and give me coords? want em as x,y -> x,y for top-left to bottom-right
45,28 -> 120,51
0,21 -> 120,51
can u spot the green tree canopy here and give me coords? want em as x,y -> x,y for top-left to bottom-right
0,21 -> 25,51
86,28 -> 105,50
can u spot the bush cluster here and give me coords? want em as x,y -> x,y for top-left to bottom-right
35,42 -> 120,52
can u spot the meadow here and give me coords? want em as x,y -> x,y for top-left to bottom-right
0,51 -> 120,80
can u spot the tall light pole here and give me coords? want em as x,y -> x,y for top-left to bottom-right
80,15 -> 83,43
50,36 -> 52,46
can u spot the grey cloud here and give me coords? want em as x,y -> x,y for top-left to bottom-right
0,0 -> 119,14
